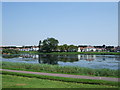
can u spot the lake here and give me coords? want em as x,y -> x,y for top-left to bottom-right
1,54 -> 120,70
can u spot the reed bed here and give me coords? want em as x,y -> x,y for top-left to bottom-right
2,61 -> 119,77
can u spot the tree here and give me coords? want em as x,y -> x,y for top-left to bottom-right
62,44 -> 69,52
41,37 -> 59,52
68,45 -> 78,52
57,45 -> 64,52
2,49 -> 20,54
102,45 -> 106,48
105,46 -> 114,52
57,44 -> 78,52
38,40 -> 42,52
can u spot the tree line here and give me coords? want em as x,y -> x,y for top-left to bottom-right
39,37 -> 116,53
2,49 -> 20,54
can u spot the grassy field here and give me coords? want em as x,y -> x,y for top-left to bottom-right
20,51 -> 120,55
2,73 -> 118,88
2,62 -> 119,77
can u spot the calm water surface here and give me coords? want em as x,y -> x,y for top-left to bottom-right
1,54 -> 120,70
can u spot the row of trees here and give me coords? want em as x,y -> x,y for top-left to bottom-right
57,44 -> 78,52
38,37 -> 115,53
38,37 -> 78,52
2,49 -> 20,54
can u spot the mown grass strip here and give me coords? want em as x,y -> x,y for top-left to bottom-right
2,74 -> 118,88
2,61 -> 119,78
2,71 -> 119,87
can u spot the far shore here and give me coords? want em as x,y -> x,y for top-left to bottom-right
20,51 -> 120,55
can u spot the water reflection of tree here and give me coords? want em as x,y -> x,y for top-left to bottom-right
115,55 -> 120,61
57,55 -> 78,62
20,54 -> 38,59
38,54 -> 58,65
2,54 -> 20,58
38,54 -> 79,64
20,54 -> 33,58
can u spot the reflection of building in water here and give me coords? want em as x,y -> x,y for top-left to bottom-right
78,55 -> 96,61
20,54 -> 39,59
115,56 -> 120,61
78,55 -> 81,60
33,55 -> 39,59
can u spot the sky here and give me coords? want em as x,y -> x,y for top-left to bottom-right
2,2 -> 118,46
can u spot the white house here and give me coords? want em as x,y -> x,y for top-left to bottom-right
32,46 -> 39,51
78,46 -> 96,52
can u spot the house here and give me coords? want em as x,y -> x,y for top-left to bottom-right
95,48 -> 103,52
78,45 -> 87,52
32,46 -> 39,51
115,46 -> 120,52
84,46 -> 96,52
78,46 -> 97,52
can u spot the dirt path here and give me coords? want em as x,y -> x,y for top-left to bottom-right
1,69 -> 119,82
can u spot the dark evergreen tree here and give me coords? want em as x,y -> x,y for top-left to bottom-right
38,40 -> 41,52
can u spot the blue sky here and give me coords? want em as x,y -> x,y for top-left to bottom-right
2,2 -> 118,46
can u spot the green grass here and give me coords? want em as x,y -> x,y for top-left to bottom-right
20,51 -> 120,55
2,71 -> 119,88
2,61 -> 119,78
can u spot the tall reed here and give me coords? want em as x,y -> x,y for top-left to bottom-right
2,61 -> 118,77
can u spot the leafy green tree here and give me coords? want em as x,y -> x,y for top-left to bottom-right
41,37 -> 59,52
57,44 -> 78,52
57,45 -> 64,52
62,44 -> 69,52
68,45 -> 78,52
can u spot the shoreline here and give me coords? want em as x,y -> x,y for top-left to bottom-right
20,51 -> 120,55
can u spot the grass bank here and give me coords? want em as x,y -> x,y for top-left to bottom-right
21,51 -> 120,55
2,62 -> 119,78
2,71 -> 119,88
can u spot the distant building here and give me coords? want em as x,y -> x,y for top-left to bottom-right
78,46 -> 97,52
1,45 -> 39,51
115,46 -> 120,52
78,45 -> 103,52
32,46 -> 39,51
